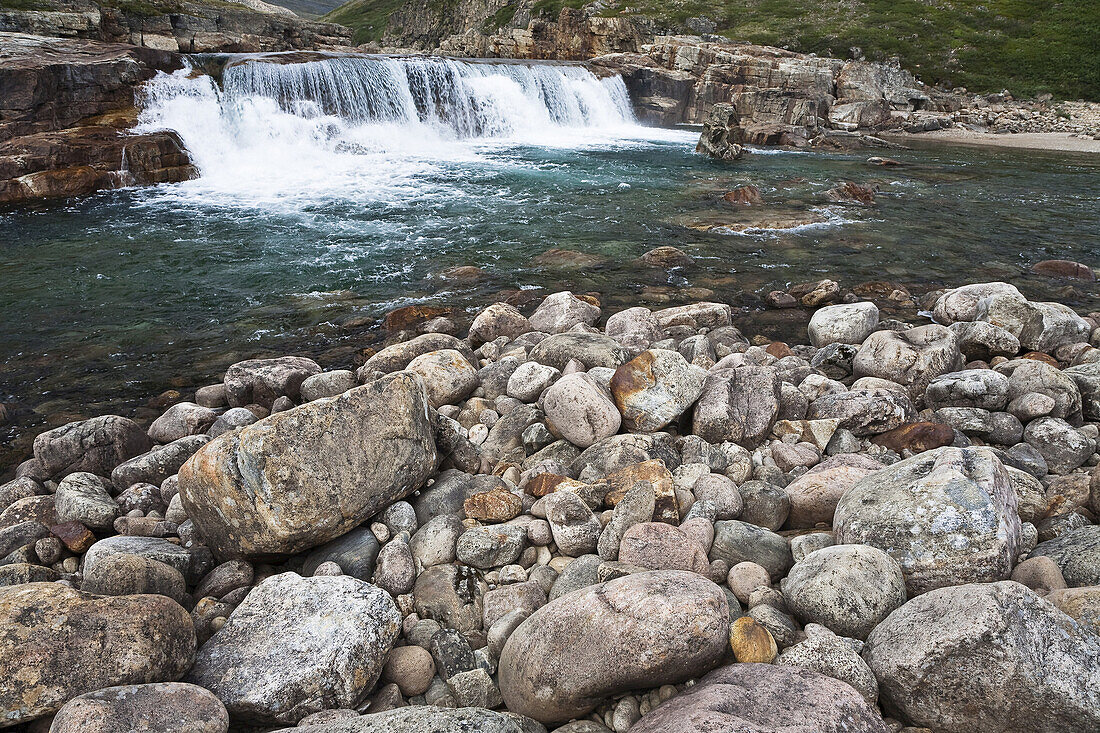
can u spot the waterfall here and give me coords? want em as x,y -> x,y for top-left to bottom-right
133,54 -> 647,207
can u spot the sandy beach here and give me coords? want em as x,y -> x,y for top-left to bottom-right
888,129 -> 1100,154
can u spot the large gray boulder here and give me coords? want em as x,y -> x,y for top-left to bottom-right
54,472 -> 119,530
807,302 -> 879,347
807,389 -> 915,436
529,332 -> 629,371
631,663 -> 887,733
280,706 -> 545,733
49,682 -> 228,733
976,295 -> 1090,352
32,415 -> 153,478
179,374 -> 437,558
781,544 -> 906,640
692,366 -> 780,448
498,570 -> 729,724
0,584 -> 195,727
542,373 -> 621,449
834,446 -> 1022,595
863,581 -> 1100,733
1030,525 -> 1100,586
110,435 -> 208,489
852,325 -> 960,399
186,573 -> 400,725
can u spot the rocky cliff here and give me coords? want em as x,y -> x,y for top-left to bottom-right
0,0 -> 352,53
0,32 -> 195,203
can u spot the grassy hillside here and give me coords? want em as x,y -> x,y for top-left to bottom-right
266,0 -> 343,17
322,0 -> 1099,100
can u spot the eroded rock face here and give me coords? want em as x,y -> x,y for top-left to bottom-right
498,570 -> 729,723
864,581 -> 1100,733
49,682 -> 229,733
835,447 -> 1022,595
631,663 -> 888,733
0,583 -> 195,727
186,573 -> 400,725
179,374 -> 437,558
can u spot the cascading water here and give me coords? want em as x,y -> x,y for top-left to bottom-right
134,54 -> 653,207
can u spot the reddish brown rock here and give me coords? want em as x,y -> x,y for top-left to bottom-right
871,422 -> 955,453
382,305 -> 450,334
525,473 -> 573,498
463,489 -> 523,523
1020,351 -> 1061,367
824,182 -> 876,206
606,460 -> 679,523
722,185 -> 764,206
51,521 -> 97,554
1031,260 -> 1096,281
639,246 -> 694,268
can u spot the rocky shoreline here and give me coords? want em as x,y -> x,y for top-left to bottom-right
3,273 -> 1100,732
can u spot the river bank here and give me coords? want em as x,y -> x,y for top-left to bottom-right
2,277 -> 1100,732
891,130 -> 1100,154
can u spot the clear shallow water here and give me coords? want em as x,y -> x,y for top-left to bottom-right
2,55 -> 1099,472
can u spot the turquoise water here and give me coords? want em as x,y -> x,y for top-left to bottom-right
2,118 -> 1099,472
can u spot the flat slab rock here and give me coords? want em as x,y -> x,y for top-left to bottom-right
631,663 -> 888,733
274,706 -> 546,732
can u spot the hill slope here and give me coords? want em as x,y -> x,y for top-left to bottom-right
322,0 -> 1100,100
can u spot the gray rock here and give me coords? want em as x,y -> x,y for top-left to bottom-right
691,473 -> 742,520
630,663 -> 887,733
853,325 -> 960,399
507,361 -> 560,403
206,407 -> 258,439
776,625 -> 878,704
709,520 -> 793,581
194,560 -> 253,599
456,525 -> 526,569
410,514 -> 463,568
949,320 -> 1021,361
179,374 -> 437,558
281,706 -> 544,733
807,389 -> 916,436
223,356 -> 321,408
300,370 -> 358,401
529,292 -> 601,334
934,282 -> 1023,324
1023,417 -> 1092,474
605,307 -> 663,355
925,369 -> 1010,410
1030,525 -> 1100,586
302,527 -> 381,580
783,453 -> 884,529
999,359 -> 1082,419
692,366 -> 780,448
597,479 -> 656,559
808,302 -> 879,347
428,627 -> 477,680
0,583 -> 195,727
542,491 -> 601,556
54,472 -> 119,530
405,349 -> 480,408
528,332 -> 629,371
83,536 -> 201,583
359,334 -> 476,378
781,544 -> 906,640
549,553 -> 602,600
49,682 -> 228,733
498,570 -> 729,723
835,447 -> 1022,595
469,302 -> 533,345
186,573 -> 400,724
82,553 -> 188,604
111,435 -> 208,489
735,480 -> 789,531
977,295 -> 1090,352
543,373 -> 621,449
0,477 -> 44,511
413,564 -> 483,634
570,433 -> 680,482
33,415 -> 153,478
373,539 -> 416,595
148,402 -> 218,443
863,581 -> 1100,733
1063,361 -> 1100,420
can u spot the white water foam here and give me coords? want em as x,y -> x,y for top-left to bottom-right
134,55 -> 693,210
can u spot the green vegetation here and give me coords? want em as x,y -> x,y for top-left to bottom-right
321,0 -> 1098,99
323,0 -> 406,43
0,0 -> 55,10
614,0 -> 1100,100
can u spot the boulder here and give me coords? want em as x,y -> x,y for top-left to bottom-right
618,522 -> 711,574
977,296 -> 1090,352
529,292 -> 600,334
925,369 -> 1010,410
179,374 -> 437,558
54,471 -> 119,530
498,570 -> 729,723
49,682 -> 228,733
949,320 -> 1020,361
529,333 -> 629,371
710,520 -> 793,580
0,583 -> 195,726
186,573 -> 400,724
405,349 -> 480,408
223,356 -> 322,408
468,303 -> 532,345
1023,417 -> 1092,474
630,663 -> 887,733
853,325 -> 960,399
933,282 -> 1024,324
300,370 -> 358,401
835,447 -> 1022,595
1030,525 -> 1100,586
776,625 -> 879,704
542,373 -> 621,449
864,581 -> 1100,732
283,706 -> 543,733
807,389 -> 915,436
32,415 -> 153,478
110,435 -> 208,489
781,545 -> 906,639
693,366 -> 780,447
147,402 -> 218,443
358,334 -> 475,378
610,349 -> 704,432
82,552 -> 188,604
1063,361 -> 1100,420
807,302 -> 879,347
783,453 -> 884,529
82,535 -> 201,582
605,307 -> 663,354
999,358 -> 1081,419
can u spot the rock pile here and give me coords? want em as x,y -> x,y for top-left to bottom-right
3,280 -> 1100,732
